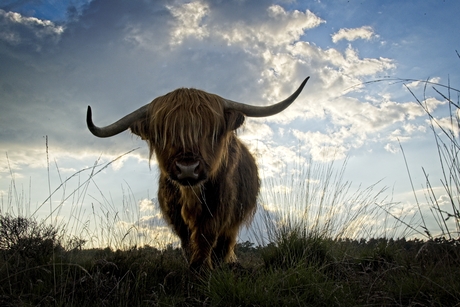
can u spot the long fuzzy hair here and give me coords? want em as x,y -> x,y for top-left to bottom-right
132,88 -> 227,159
128,87 -> 258,270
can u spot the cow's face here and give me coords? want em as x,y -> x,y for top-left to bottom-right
130,89 -> 245,186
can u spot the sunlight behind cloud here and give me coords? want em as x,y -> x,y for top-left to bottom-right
250,143 -> 308,178
166,3 -> 324,49
155,1 -> 444,166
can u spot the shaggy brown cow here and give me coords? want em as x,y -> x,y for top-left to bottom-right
86,77 -> 309,270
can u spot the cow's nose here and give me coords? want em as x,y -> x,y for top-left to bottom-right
175,161 -> 200,179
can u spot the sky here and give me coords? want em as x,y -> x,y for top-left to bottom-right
1,0 -> 460,248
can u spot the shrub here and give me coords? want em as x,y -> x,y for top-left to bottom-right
0,214 -> 60,266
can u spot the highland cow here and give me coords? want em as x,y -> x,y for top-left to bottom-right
86,77 -> 309,270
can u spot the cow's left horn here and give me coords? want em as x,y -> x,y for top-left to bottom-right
223,77 -> 309,117
86,104 -> 149,138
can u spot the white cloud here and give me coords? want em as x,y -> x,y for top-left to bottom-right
218,5 -> 324,49
288,93 -> 440,161
331,26 -> 377,43
111,155 -> 130,171
387,129 -> 410,143
167,1 -> 210,45
0,1 -> 438,176
324,96 -> 430,132
435,116 -> 460,138
247,142 -> 308,178
384,143 -> 399,154
437,194 -> 452,207
292,129 -> 349,162
0,9 -> 64,49
139,198 -> 154,212
239,120 -> 274,142
166,3 -> 324,50
403,123 -> 426,134
424,97 -> 446,114
405,77 -> 442,89
145,2 -> 433,164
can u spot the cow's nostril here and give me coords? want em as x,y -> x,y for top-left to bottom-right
175,161 -> 200,179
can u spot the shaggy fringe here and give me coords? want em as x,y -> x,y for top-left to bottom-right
147,88 -> 225,156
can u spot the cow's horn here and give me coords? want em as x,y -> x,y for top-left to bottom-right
86,104 -> 149,138
223,77 -> 309,117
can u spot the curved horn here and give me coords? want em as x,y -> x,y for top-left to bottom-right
224,77 -> 310,117
86,104 -> 149,138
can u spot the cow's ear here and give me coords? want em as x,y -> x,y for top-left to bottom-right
225,110 -> 245,131
129,119 -> 149,140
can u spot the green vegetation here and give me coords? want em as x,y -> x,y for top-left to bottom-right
1,75 -> 460,306
0,214 -> 459,306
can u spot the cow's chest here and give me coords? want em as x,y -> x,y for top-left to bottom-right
179,187 -> 204,229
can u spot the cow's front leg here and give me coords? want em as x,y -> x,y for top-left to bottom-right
212,228 -> 238,267
188,227 -> 217,271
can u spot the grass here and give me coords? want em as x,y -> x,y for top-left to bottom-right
0,215 -> 459,306
405,77 -> 460,239
1,73 -> 460,305
2,158 -> 459,307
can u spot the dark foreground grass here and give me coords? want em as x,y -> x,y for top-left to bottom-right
1,215 -> 459,306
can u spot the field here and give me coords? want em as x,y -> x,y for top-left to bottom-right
0,215 -> 459,306
1,79 -> 460,306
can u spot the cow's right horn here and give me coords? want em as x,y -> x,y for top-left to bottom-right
86,104 -> 149,138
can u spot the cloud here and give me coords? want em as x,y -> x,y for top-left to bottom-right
167,1 -> 210,45
163,2 -> 326,100
292,129 -> 350,162
250,142 -> 308,178
149,2 -> 396,131
435,116 -> 460,138
166,3 -> 325,48
326,98 -> 425,131
289,94 -> 443,161
0,1 -> 328,164
384,143 -> 399,154
239,120 -> 274,142
0,9 -> 64,51
331,26 -> 377,43
0,0 -> 447,196
139,198 -> 154,212
405,77 -> 442,89
218,5 -> 325,48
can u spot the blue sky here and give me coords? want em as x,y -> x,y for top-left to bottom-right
1,0 -> 459,248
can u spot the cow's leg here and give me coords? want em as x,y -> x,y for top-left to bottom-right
161,202 -> 192,262
212,236 -> 235,265
189,227 -> 217,271
212,228 -> 238,266
212,236 -> 227,264
177,225 -> 192,262
158,179 -> 195,261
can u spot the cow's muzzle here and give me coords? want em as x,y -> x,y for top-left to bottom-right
175,161 -> 200,180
